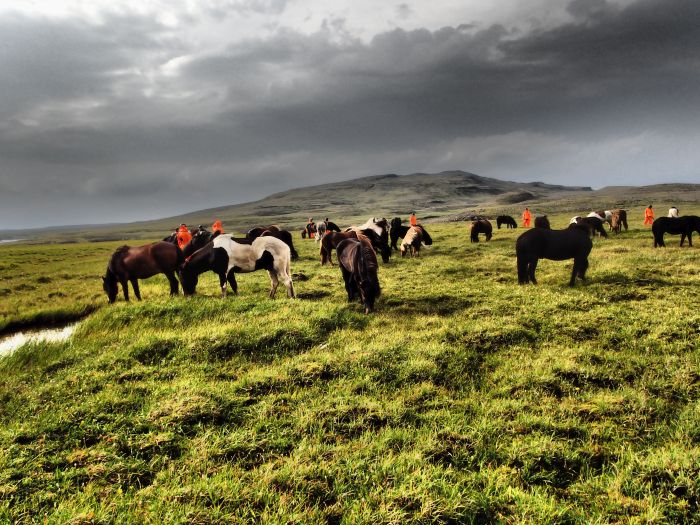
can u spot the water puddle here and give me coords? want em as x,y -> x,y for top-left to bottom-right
0,323 -> 79,356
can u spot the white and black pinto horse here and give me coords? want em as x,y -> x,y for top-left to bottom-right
179,234 -> 294,298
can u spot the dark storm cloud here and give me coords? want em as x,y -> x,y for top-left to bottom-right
1,0 -> 699,228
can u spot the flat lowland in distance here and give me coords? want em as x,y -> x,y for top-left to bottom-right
0,180 -> 699,522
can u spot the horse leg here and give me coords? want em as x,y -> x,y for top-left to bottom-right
166,272 -> 179,295
268,270 -> 279,298
688,232 -> 693,247
120,277 -> 130,301
130,278 -> 142,300
577,257 -> 589,282
219,272 -> 228,297
517,255 -> 529,284
280,270 -> 295,298
227,270 -> 238,295
340,267 -> 355,301
528,259 -> 538,285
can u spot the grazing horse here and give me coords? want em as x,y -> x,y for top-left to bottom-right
390,217 -> 433,250
610,209 -> 628,233
315,221 -> 327,242
246,227 -> 299,260
320,230 -> 389,265
336,236 -> 381,314
570,217 -> 608,238
652,216 -> 700,247
668,207 -> 680,218
588,210 -> 613,227
516,225 -> 593,286
496,215 -> 517,229
401,226 -> 423,257
470,219 -> 493,242
102,242 -> 181,303
534,215 -> 551,229
180,235 -> 294,298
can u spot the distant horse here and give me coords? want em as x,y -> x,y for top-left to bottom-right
321,229 -> 389,265
336,236 -> 381,314
516,225 -> 593,286
610,209 -> 628,233
246,227 -> 299,260
401,226 -> 423,257
315,222 -> 326,242
534,215 -> 551,229
470,219 -> 493,242
570,216 -> 608,238
588,210 -> 613,227
652,216 -> 700,247
496,215 -> 517,229
390,217 -> 433,250
179,235 -> 294,298
668,207 -> 680,218
102,242 -> 181,303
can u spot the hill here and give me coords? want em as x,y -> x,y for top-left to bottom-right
2,171 -> 699,243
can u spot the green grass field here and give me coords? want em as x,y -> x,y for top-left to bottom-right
1,211 -> 699,524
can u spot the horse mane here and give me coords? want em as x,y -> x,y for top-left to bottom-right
107,245 -> 130,274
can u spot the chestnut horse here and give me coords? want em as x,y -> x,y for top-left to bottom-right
102,242 -> 182,303
470,219 -> 493,242
336,236 -> 381,314
389,217 -> 433,250
320,229 -> 389,265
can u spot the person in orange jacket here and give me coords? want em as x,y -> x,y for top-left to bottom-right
409,212 -> 417,226
212,219 -> 224,234
176,224 -> 192,249
644,205 -> 654,225
522,207 -> 532,227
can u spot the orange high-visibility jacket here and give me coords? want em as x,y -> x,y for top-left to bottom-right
522,209 -> 531,220
177,226 -> 192,249
410,214 -> 417,226
644,207 -> 654,224
212,220 -> 223,234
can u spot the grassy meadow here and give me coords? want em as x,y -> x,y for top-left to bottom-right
1,209 -> 699,524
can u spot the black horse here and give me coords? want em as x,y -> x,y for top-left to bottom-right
336,236 -> 381,314
534,215 -> 551,229
246,227 -> 299,260
652,216 -> 700,247
470,219 -> 493,242
389,217 -> 433,250
496,215 -> 517,229
516,225 -> 592,286
571,217 -> 608,238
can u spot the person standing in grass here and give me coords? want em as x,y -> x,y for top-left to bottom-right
176,224 -> 192,249
410,212 -> 417,226
644,205 -> 655,225
212,219 -> 224,234
522,207 -> 532,227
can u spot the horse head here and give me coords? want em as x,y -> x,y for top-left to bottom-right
102,270 -> 118,303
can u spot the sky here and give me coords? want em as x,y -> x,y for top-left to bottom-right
0,0 -> 699,229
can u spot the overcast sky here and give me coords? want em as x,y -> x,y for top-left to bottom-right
1,0 -> 698,229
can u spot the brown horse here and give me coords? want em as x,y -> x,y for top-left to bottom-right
320,230 -> 389,265
534,215 -> 551,229
610,209 -> 628,233
336,236 -> 381,314
470,219 -> 493,242
102,242 -> 182,303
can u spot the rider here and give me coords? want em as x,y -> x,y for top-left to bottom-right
409,212 -> 417,226
306,217 -> 316,239
176,224 -> 192,249
212,219 -> 224,234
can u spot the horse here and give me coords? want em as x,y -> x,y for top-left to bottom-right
320,229 -> 389,265
247,226 -> 298,260
496,215 -> 517,229
315,221 -> 326,242
652,216 -> 700,247
179,234 -> 294,298
400,226 -> 423,257
470,219 -> 493,242
570,216 -> 608,238
516,225 -> 593,287
610,209 -> 628,233
534,215 -> 551,229
588,210 -> 613,226
102,242 -> 182,303
336,236 -> 381,314
668,207 -> 680,218
390,217 -> 433,250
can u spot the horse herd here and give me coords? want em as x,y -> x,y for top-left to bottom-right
102,211 -> 700,313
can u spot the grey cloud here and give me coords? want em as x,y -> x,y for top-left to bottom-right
1,0 -> 699,228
